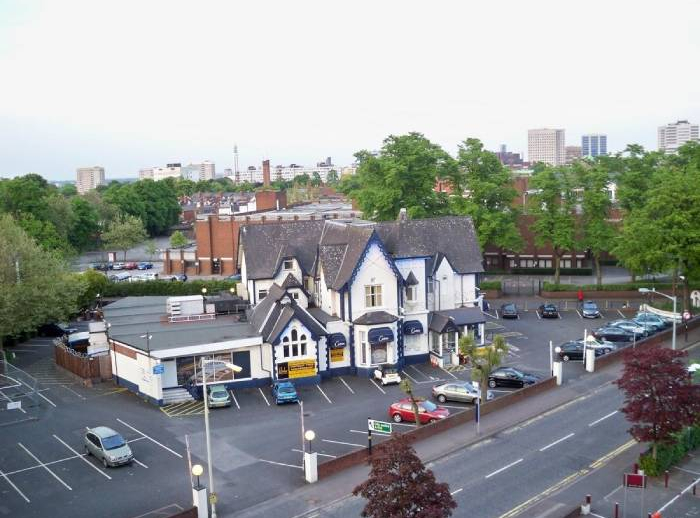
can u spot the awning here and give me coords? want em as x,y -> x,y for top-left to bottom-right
368,327 -> 394,345
327,333 -> 347,349
403,320 -> 424,335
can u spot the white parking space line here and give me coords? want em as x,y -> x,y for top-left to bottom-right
588,410 -> 618,427
258,459 -> 303,469
229,390 -> 240,409
18,442 -> 72,490
485,458 -> 523,479
402,370 -> 419,384
116,418 -> 183,458
410,365 -> 435,380
370,379 -> 386,394
0,467 -> 30,503
0,389 -> 27,414
350,429 -> 390,437
576,309 -> 583,319
24,381 -> 57,407
617,309 -> 625,318
133,458 -> 149,469
483,310 -> 498,319
439,366 -> 458,380
322,439 -> 363,448
451,488 -> 463,496
495,310 -> 500,319
339,377 -> 355,394
536,311 -> 541,320
61,384 -> 86,400
539,432 -> 575,452
439,404 -> 471,409
316,385 -> 332,404
291,448 -> 336,458
391,422 -> 417,427
52,434 -> 112,480
127,436 -> 147,443
258,387 -> 271,406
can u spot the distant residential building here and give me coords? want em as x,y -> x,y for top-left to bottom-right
232,163 -> 354,184
187,161 -> 215,181
565,146 -> 582,164
528,128 -> 566,166
495,144 -> 524,168
151,163 -> 183,181
76,166 -> 105,194
139,168 -> 154,180
581,134 -> 607,157
658,120 -> 699,154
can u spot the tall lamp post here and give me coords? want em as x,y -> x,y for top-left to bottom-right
201,358 -> 241,518
638,288 -> 677,350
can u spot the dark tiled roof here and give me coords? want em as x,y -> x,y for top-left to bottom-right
307,307 -> 340,325
280,273 -> 302,289
375,216 -> 484,274
318,221 -> 375,290
249,284 -> 286,331
353,311 -> 399,325
266,302 -> 327,345
404,271 -> 419,286
430,307 -> 485,329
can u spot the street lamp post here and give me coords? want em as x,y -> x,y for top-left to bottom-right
304,429 -> 316,453
638,288 -> 677,350
202,288 -> 208,314
200,358 -> 241,518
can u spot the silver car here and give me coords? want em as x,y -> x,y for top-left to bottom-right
432,382 -> 494,404
84,426 -> 133,468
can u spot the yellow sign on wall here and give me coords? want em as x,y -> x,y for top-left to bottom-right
330,348 -> 345,363
277,359 -> 317,379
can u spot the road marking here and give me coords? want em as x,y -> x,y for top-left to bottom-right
350,429 -> 390,437
589,439 -> 637,469
291,448 -> 336,458
369,379 -> 386,394
558,313 -> 563,319
339,377 -> 355,394
536,311 -> 541,320
61,384 -> 87,400
229,390 -> 240,409
258,387 -> 271,406
402,370 -> 419,383
258,459 -> 303,469
127,436 -> 147,443
495,310 -> 500,319
0,467 -> 30,503
450,488 -> 463,496
316,385 -> 332,404
18,442 -> 72,490
576,309 -> 582,318
17,378 -> 57,407
409,365 -> 431,380
674,466 -> 700,476
0,389 -> 27,413
133,458 -> 149,468
604,484 -> 622,501
53,434 -> 111,480
391,422 -> 417,427
439,404 -> 471,409
485,458 -> 523,479
439,366 -> 458,380
322,439 -> 363,448
498,469 -> 588,518
539,433 -> 575,452
617,309 -> 625,318
588,410 -> 618,427
116,418 -> 183,458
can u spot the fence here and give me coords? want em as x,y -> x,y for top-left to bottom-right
54,341 -> 112,382
0,356 -> 42,413
502,278 -> 541,296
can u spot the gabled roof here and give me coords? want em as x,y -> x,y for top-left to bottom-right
375,216 -> 484,274
353,311 -> 399,325
317,221 -> 375,290
280,273 -> 302,289
404,271 -> 419,286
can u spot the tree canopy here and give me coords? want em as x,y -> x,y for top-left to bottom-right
102,215 -> 148,260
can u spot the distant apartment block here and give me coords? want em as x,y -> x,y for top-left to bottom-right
495,144 -> 524,168
658,120 -> 699,153
232,162 -> 355,184
565,146 -> 582,164
528,128 -> 566,166
76,166 -> 105,194
581,134 -> 607,157
139,163 -> 183,181
191,161 -> 215,181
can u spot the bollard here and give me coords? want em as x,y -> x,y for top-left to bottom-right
693,482 -> 696,496
581,494 -> 591,515
614,502 -> 619,518
664,470 -> 669,488
633,462 -> 638,473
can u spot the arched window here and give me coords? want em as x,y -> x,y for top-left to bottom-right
282,328 -> 308,358
282,336 -> 290,358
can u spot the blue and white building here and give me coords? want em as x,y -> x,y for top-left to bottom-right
581,134 -> 607,158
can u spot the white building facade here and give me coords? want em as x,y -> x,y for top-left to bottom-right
658,120 -> 699,154
528,128 -> 566,166
76,166 -> 105,194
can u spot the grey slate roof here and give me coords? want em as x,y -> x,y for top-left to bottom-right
375,216 -> 484,274
428,307 -> 485,333
280,273 -> 302,289
306,307 -> 340,325
318,221 -> 375,290
404,271 -> 419,286
353,311 -> 399,325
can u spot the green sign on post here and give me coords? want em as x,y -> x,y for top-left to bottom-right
368,419 -> 392,434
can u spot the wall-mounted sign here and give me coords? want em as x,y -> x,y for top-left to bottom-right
277,359 -> 316,379
330,348 -> 345,363
152,364 -> 165,375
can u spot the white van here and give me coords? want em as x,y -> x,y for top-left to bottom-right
129,272 -> 158,282
109,272 -> 131,283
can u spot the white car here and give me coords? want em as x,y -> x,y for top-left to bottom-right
374,365 -> 401,386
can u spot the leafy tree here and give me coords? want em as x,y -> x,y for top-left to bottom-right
16,213 -> 72,256
449,138 -> 522,251
102,215 -> 148,261
616,346 -> 700,459
326,169 -> 339,185
528,166 -> 577,284
69,197 -> 100,251
311,171 -> 322,187
460,333 -> 508,396
294,173 -> 311,185
102,179 -> 180,236
144,240 -> 158,261
353,433 -> 457,518
0,173 -> 53,219
614,145 -> 661,212
175,178 -> 197,197
75,268 -> 109,311
59,183 -> 78,197
46,194 -> 76,244
170,230 -> 188,249
399,378 -> 421,425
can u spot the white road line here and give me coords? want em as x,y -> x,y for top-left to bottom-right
18,442 -> 72,490
291,448 -> 336,458
0,389 -> 27,413
316,385 -> 332,404
451,488 -> 463,496
485,458 -> 523,479
439,366 -> 458,380
116,418 -> 183,458
350,429 -> 390,437
409,365 -> 432,380
339,377 -> 355,394
133,458 -> 149,468
258,387 -> 271,406
61,384 -> 86,400
617,309 -> 626,318
127,436 -> 147,443
26,382 -> 57,407
402,370 -> 419,384
229,390 -> 240,409
258,459 -> 303,470
604,484 -> 623,501
391,422 -> 417,427
322,439 -> 363,448
558,313 -> 563,319
439,404 -> 470,409
0,467 -> 30,503
4,454 -> 80,476
576,309 -> 583,319
588,410 -> 618,427
495,310 -> 500,319
673,466 -> 700,476
536,311 -> 541,320
539,432 -> 575,452
370,379 -> 386,394
53,435 -> 112,480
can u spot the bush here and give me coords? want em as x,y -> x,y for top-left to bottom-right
101,279 -> 237,297
638,425 -> 700,476
479,281 -> 502,290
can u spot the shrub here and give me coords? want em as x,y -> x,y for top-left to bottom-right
479,281 -> 502,290
638,425 -> 700,476
101,279 -> 237,297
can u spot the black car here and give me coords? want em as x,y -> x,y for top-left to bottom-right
538,303 -> 559,319
488,367 -> 540,388
500,303 -> 519,319
593,326 -> 635,343
37,322 -> 78,337
581,300 -> 601,319
556,340 -> 608,361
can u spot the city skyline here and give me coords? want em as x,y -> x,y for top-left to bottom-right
1,1 -> 699,181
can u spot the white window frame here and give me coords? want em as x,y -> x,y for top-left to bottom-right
405,285 -> 417,303
359,330 -> 367,365
281,328 -> 308,359
258,289 -> 268,301
283,259 -> 294,271
365,284 -> 383,308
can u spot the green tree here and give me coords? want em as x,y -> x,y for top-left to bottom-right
59,183 -> 78,197
460,334 -> 508,396
169,230 -> 188,249
144,240 -> 158,261
75,268 -> 109,311
529,166 -> 578,284
326,169 -> 339,185
69,197 -> 100,251
102,215 -> 148,261
311,171 -> 322,187
399,378 -> 421,426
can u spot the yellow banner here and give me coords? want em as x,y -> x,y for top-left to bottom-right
278,359 -> 316,379
330,348 -> 344,363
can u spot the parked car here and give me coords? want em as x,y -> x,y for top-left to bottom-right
226,274 -> 242,281
207,385 -> 232,408
90,262 -> 112,271
634,312 -> 671,330
162,274 -> 188,282
271,381 -> 298,404
124,262 -> 138,270
607,319 -> 649,338
137,262 -> 153,270
575,338 -> 616,354
84,426 -> 133,468
130,272 -> 159,282
500,303 -> 519,319
37,322 -> 78,337
538,303 -> 560,319
581,300 -> 602,319
373,364 -> 401,386
432,382 -> 493,404
556,340 -> 611,361
112,262 -> 126,270
388,398 -> 449,424
109,272 -> 131,282
488,367 -> 540,388
593,326 -> 635,343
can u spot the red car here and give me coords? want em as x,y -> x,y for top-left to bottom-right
124,262 -> 138,270
388,398 -> 450,424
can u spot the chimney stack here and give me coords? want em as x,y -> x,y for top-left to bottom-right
262,159 -> 271,187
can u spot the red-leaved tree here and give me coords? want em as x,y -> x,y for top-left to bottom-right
353,433 -> 457,518
616,346 -> 700,459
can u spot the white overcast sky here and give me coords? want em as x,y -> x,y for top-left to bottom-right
1,0 -> 699,181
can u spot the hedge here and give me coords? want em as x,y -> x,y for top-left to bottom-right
542,281 -> 698,292
101,279 -> 238,297
639,425 -> 700,476
479,281 -> 502,290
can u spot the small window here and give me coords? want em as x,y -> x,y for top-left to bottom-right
283,259 -> 293,271
365,285 -> 383,308
258,289 -> 268,301
291,292 -> 299,300
406,285 -> 417,303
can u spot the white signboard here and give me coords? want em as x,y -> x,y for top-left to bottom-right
7,401 -> 21,410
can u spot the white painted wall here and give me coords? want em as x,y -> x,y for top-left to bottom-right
433,257 -> 478,310
272,319 -> 318,371
395,257 -> 427,314
273,258 -> 303,286
350,242 -> 399,321
162,359 -> 178,388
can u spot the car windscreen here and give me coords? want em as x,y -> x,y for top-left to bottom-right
583,302 -> 597,310
102,434 -> 126,450
279,386 -> 296,394
421,400 -> 438,411
504,304 -> 515,311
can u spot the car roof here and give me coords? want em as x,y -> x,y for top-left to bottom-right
88,426 -> 120,438
275,380 -> 295,387
209,384 -> 227,391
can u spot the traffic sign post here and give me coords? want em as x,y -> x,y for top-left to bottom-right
472,381 -> 481,434
367,419 -> 393,455
623,472 -> 647,518
683,310 -> 691,342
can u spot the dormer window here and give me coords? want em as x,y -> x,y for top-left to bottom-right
406,285 -> 417,303
365,284 -> 383,308
283,259 -> 294,271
